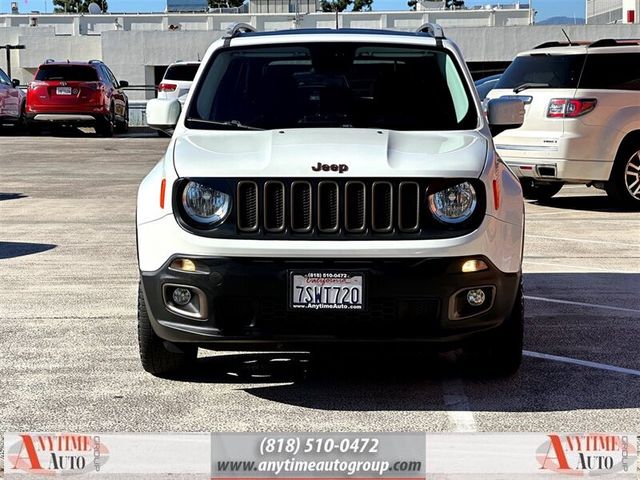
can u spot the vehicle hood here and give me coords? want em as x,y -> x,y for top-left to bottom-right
172,129 -> 488,178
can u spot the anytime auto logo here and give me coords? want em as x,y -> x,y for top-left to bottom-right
536,434 -> 634,476
7,433 -> 109,476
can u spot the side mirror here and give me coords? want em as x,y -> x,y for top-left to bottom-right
487,97 -> 525,137
119,80 -> 129,88
12,79 -> 20,88
146,98 -> 181,131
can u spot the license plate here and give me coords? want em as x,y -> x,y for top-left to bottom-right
56,87 -> 72,95
290,272 -> 365,311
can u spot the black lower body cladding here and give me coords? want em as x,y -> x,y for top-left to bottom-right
140,256 -> 520,349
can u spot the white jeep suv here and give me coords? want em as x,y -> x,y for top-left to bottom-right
138,24 -> 526,377
487,39 -> 640,207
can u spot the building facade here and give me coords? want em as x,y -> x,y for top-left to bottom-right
586,0 -> 640,23
1,10 -> 639,101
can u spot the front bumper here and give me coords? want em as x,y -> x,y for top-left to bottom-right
140,255 -> 520,348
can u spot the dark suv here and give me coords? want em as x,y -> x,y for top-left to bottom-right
26,60 -> 129,136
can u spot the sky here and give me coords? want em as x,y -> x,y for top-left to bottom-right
4,0 -> 586,21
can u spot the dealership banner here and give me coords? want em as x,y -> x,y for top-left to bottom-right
424,433 -> 638,479
211,433 -> 425,479
2,433 -> 637,479
3,432 -> 211,478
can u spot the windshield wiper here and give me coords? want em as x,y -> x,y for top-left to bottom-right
185,118 -> 264,131
513,82 -> 550,94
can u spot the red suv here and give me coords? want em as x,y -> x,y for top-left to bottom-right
26,60 -> 129,136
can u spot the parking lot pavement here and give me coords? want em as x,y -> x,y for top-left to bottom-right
1,134 -> 639,462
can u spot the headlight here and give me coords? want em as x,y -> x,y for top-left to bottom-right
182,181 -> 231,225
428,182 -> 477,224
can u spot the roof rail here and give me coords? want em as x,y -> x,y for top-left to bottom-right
415,23 -> 445,40
589,38 -> 640,48
88,59 -> 103,64
534,41 -> 590,49
223,22 -> 256,47
226,22 -> 256,38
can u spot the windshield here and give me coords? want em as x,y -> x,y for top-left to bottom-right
36,65 -> 99,82
495,54 -> 586,90
187,43 -> 477,131
164,64 -> 200,82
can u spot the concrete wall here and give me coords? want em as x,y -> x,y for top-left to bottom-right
447,23 -> 640,61
1,13 -> 638,100
0,9 -> 531,33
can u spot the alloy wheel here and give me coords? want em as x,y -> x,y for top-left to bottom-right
624,150 -> 640,200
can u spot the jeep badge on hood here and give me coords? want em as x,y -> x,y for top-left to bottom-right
312,162 -> 349,173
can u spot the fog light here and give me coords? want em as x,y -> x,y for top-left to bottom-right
170,258 -> 197,272
466,289 -> 486,307
172,287 -> 192,306
169,258 -> 209,274
461,259 -> 488,273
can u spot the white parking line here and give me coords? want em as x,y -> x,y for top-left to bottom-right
526,211 -> 572,217
525,295 -> 640,314
442,379 -> 476,432
527,234 -> 637,247
524,351 -> 640,377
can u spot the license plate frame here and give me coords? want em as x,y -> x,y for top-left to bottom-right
56,87 -> 72,95
288,271 -> 366,312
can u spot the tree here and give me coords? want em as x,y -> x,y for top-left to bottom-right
53,0 -> 109,12
408,0 -> 443,12
445,0 -> 464,8
208,0 -> 245,9
320,0 -> 371,12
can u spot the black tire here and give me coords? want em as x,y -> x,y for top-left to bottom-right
115,105 -> 129,134
464,281 -> 524,377
605,141 -> 640,210
137,282 -> 197,377
14,102 -> 26,133
521,179 -> 564,201
95,108 -> 115,137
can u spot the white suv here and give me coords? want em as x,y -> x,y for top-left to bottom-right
139,24 -> 526,377
487,39 -> 640,207
157,61 -> 201,102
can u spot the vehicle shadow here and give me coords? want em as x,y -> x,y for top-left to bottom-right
17,126 -> 156,139
0,193 -> 27,201
528,194 -> 626,212
167,272 -> 640,413
0,241 -> 57,259
38,126 -> 91,137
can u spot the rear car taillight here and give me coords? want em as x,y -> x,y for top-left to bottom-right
82,82 -> 102,90
28,81 -> 47,90
547,98 -> 597,118
158,83 -> 177,92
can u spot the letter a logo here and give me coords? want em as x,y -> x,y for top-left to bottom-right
540,435 -> 571,471
12,435 -> 43,471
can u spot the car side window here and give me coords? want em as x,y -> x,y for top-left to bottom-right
97,65 -> 109,83
96,65 -> 114,86
0,68 -> 11,85
580,53 -> 640,91
104,66 -> 120,87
